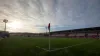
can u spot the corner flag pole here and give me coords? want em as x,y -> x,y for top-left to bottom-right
48,23 -> 51,51
4,22 -> 6,31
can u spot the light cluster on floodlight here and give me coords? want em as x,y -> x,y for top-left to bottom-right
3,19 -> 8,23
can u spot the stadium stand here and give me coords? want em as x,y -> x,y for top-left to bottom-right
10,27 -> 100,38
0,31 -> 10,38
51,27 -> 100,38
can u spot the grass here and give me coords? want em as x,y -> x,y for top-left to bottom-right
0,36 -> 100,56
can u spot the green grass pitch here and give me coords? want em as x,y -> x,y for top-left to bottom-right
0,36 -> 100,56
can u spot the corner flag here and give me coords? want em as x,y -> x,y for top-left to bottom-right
48,23 -> 50,32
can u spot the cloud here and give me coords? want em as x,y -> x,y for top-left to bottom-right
0,0 -> 100,32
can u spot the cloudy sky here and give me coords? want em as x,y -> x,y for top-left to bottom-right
0,0 -> 100,33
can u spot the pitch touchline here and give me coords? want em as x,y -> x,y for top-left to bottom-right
36,46 -> 49,51
50,40 -> 95,51
36,40 -> 95,52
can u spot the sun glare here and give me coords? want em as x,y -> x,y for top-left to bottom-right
8,21 -> 23,30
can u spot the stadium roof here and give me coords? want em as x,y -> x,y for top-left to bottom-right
51,27 -> 100,33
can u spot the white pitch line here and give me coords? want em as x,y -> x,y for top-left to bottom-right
36,40 -> 95,52
50,40 -> 95,52
36,46 -> 49,51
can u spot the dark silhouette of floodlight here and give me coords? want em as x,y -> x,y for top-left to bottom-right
3,19 -> 8,31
